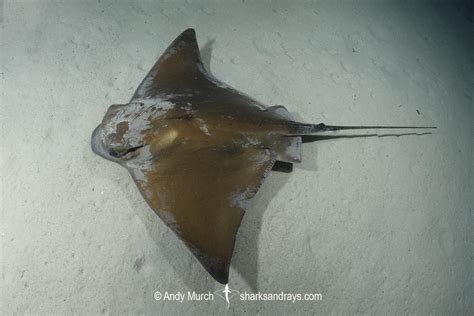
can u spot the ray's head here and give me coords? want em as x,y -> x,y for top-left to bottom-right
91,103 -> 151,163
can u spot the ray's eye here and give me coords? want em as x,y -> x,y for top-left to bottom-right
109,145 -> 144,159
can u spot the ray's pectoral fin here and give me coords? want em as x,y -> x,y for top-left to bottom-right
127,146 -> 275,284
131,28 -> 208,101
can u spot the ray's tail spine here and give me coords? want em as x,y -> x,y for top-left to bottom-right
288,122 -> 437,135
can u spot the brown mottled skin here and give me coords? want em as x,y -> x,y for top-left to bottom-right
92,29 -> 300,284
91,29 -> 435,284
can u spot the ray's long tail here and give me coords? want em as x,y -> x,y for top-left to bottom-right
289,122 -> 437,135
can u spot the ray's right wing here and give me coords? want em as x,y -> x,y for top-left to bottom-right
127,144 -> 276,284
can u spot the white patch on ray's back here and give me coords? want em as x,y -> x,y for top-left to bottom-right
132,96 -> 175,112
250,148 -> 272,167
181,103 -> 196,115
230,188 -> 251,209
127,145 -> 154,186
274,136 -> 302,163
101,97 -> 176,149
196,118 -> 211,136
242,136 -> 259,148
160,47 -> 176,62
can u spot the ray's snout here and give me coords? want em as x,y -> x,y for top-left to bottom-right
91,125 -> 103,155
91,122 -> 145,162
91,125 -> 116,161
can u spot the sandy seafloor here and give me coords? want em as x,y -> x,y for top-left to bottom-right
1,0 -> 472,314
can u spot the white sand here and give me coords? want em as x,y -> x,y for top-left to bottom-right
1,0 -> 472,314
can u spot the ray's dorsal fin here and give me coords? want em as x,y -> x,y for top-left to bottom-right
131,28 -> 207,100
265,105 -> 295,121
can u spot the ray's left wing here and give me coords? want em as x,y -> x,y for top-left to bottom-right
130,28 -> 267,111
127,145 -> 275,284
